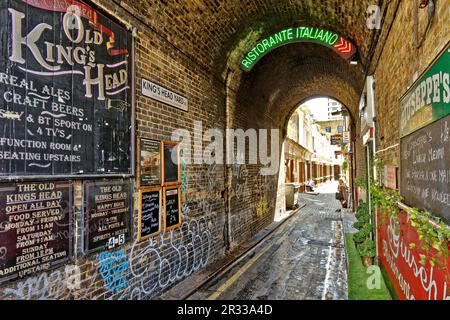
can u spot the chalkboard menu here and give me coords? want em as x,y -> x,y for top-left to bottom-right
164,187 -> 181,231
0,1 -> 133,178
84,180 -> 132,251
139,139 -> 161,186
163,142 -> 180,185
401,115 -> 450,223
138,188 -> 161,241
0,181 -> 73,284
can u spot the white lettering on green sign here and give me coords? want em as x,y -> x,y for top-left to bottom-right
240,27 -> 352,71
400,42 -> 450,137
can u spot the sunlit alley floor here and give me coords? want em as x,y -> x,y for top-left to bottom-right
190,181 -> 356,300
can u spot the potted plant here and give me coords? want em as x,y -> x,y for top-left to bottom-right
358,239 -> 376,267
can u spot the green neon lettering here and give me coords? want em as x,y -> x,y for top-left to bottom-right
242,59 -> 251,69
329,34 -> 339,45
286,28 -> 294,40
240,26 -> 355,71
256,43 -> 265,54
275,32 -> 283,43
323,31 -> 331,44
262,39 -> 270,51
248,50 -> 256,62
303,27 -> 310,38
298,27 -> 306,38
269,35 -> 276,47
317,29 -> 324,41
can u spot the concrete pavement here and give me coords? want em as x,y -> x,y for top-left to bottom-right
189,181 -> 352,300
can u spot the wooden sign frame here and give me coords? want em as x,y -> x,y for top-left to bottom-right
137,138 -> 162,187
163,186 -> 182,232
162,141 -> 181,186
137,186 -> 162,241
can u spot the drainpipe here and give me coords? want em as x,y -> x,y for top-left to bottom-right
223,70 -> 233,251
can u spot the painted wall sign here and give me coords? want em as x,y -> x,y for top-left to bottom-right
377,210 -> 450,300
138,138 -> 161,186
400,115 -> 450,223
330,134 -> 343,146
138,187 -> 161,241
0,0 -> 133,178
382,165 -> 398,190
343,131 -> 351,144
163,187 -> 181,231
84,180 -> 132,252
240,27 -> 357,71
0,181 -> 74,284
141,78 -> 188,112
400,41 -> 450,137
162,142 -> 180,186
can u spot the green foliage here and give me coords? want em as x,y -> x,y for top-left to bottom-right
356,177 -> 367,189
370,183 -> 450,271
353,223 -> 372,244
342,160 -> 348,173
345,234 -> 391,300
358,239 -> 376,258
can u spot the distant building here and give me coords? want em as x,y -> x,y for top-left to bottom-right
327,99 -> 344,121
284,105 -> 344,195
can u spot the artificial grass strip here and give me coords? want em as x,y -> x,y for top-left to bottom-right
345,233 -> 391,300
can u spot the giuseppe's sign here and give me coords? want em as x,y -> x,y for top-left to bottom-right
0,0 -> 133,177
377,209 -> 450,300
400,42 -> 450,137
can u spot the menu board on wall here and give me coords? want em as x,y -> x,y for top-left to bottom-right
0,181 -> 73,284
84,180 -> 132,252
164,187 -> 181,231
138,188 -> 161,241
0,0 -> 133,178
163,142 -> 180,186
139,139 -> 161,186
400,115 -> 450,223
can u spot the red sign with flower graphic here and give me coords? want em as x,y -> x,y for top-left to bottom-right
377,209 -> 450,300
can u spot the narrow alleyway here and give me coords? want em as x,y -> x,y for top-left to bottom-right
190,182 -> 352,300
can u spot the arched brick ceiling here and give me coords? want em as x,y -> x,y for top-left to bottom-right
118,0 -> 375,76
234,42 -> 364,129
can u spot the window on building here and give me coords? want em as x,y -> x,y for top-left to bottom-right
325,127 -> 331,133
337,125 -> 343,133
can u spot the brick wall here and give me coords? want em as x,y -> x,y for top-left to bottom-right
373,0 -> 450,168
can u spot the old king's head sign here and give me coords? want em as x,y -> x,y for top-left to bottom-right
0,0 -> 133,178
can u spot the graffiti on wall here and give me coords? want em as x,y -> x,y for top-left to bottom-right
1,265 -> 81,300
98,250 -> 129,294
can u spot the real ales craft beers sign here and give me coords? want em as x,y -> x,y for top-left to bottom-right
0,0 -> 133,178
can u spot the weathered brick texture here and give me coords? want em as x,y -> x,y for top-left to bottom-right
1,0 -> 448,300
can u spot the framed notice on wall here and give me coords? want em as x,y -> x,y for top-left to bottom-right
138,138 -> 161,186
84,180 -> 132,252
0,0 -> 134,179
163,187 -> 181,232
138,187 -> 161,241
162,142 -> 180,186
0,181 -> 74,284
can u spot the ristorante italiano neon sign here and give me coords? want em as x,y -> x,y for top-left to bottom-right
240,27 -> 357,71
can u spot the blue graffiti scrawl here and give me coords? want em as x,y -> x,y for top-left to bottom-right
98,250 -> 129,294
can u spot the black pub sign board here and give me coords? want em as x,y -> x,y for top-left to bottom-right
0,0 -> 133,178
0,181 -> 74,284
401,115 -> 450,224
84,180 -> 132,252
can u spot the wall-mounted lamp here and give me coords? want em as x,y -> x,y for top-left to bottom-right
419,0 -> 430,8
131,27 -> 138,38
